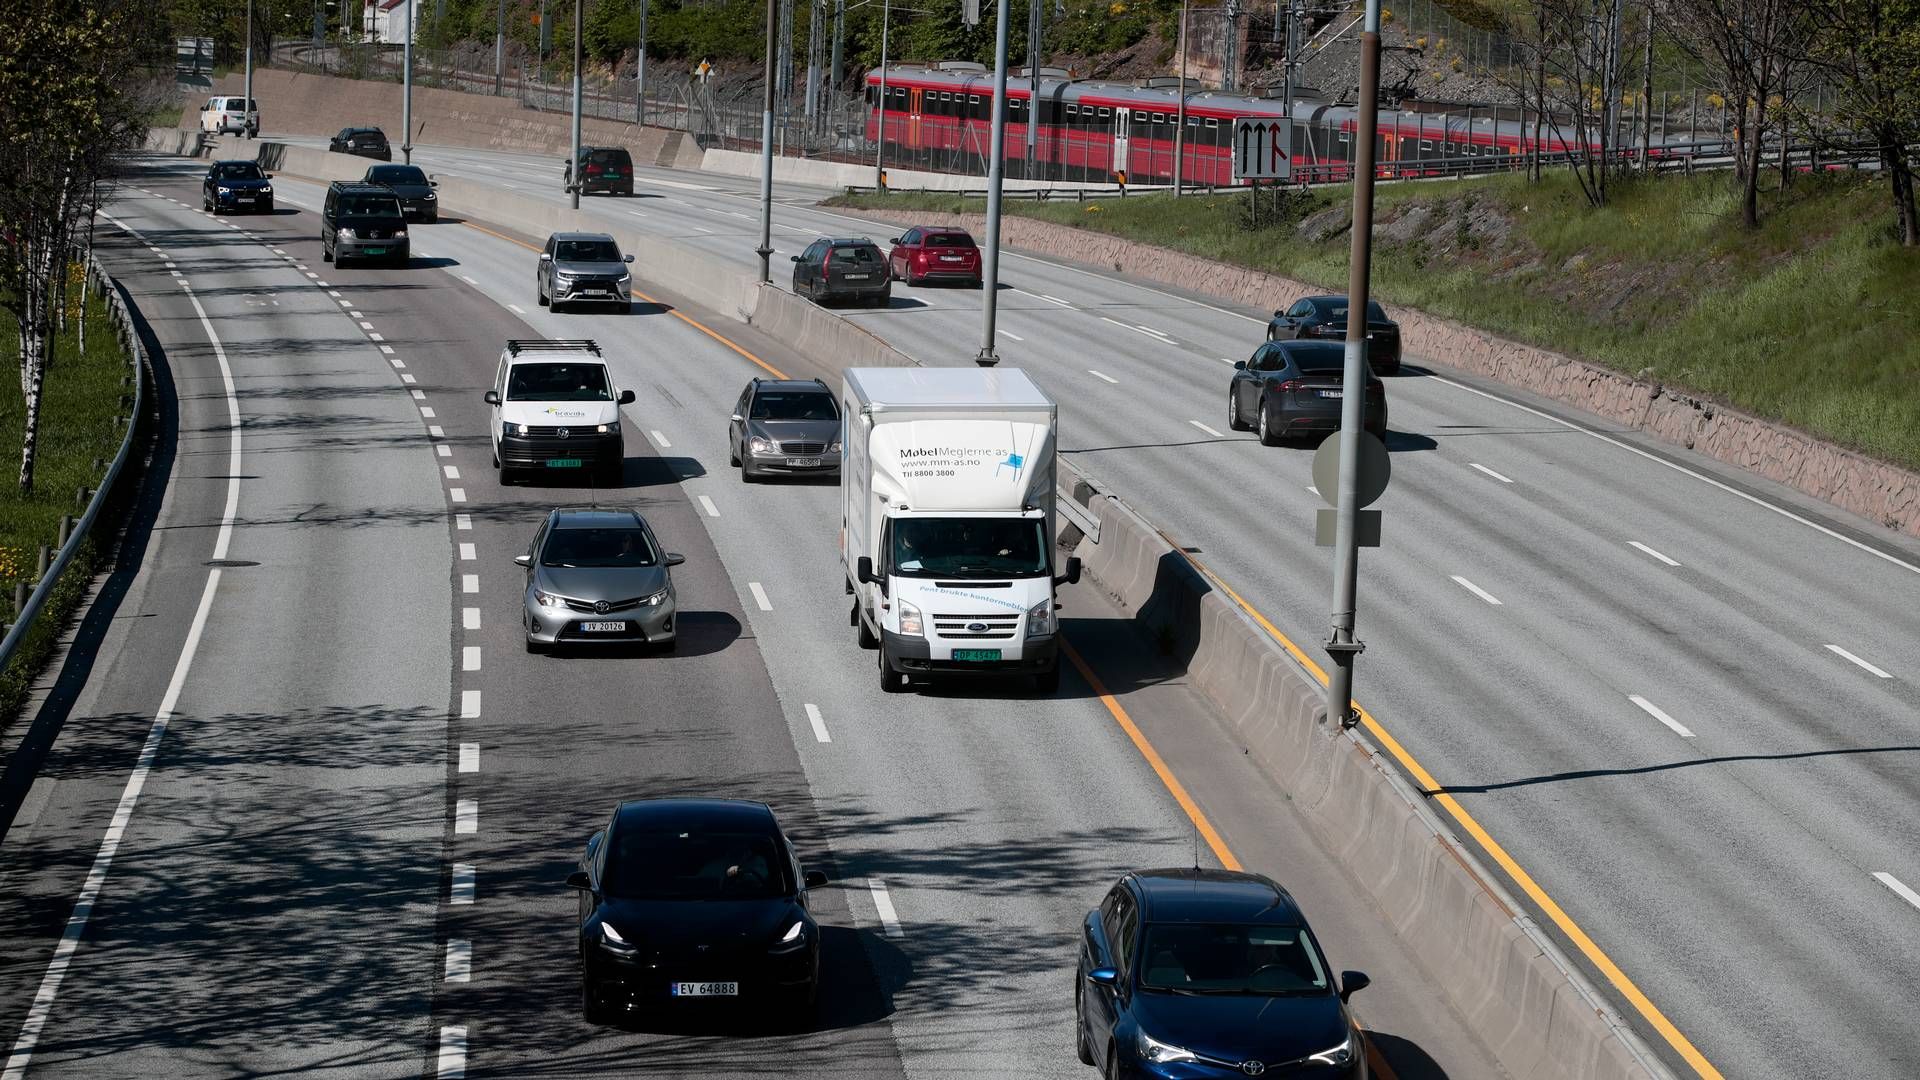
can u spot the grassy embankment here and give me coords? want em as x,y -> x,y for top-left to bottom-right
0,285 -> 134,720
830,170 -> 1920,474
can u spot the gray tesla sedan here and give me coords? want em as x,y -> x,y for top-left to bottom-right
519,507 -> 685,653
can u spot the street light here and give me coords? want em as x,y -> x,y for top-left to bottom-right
636,0 -> 649,126
571,0 -> 584,209
244,0 -> 254,137
402,0 -> 414,163
973,0 -> 1013,365
757,0 -> 776,282
873,0 -> 890,192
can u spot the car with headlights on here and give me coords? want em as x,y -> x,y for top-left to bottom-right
202,159 -> 273,214
537,231 -> 634,312
568,798 -> 830,1024
1266,296 -> 1402,375
485,339 -> 635,483
517,507 -> 683,653
727,377 -> 841,482
1077,868 -> 1372,1079
320,181 -> 408,266
1229,340 -> 1387,446
363,163 -> 438,222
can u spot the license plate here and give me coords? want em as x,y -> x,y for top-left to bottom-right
1318,389 -> 1343,398
546,458 -> 582,468
842,273 -> 870,281
363,247 -> 387,255
785,457 -> 821,468
580,621 -> 627,632
671,981 -> 738,997
941,255 -> 963,261
237,196 -> 255,202
953,648 -> 1001,662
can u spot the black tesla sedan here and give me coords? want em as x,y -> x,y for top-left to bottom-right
1076,868 -> 1372,1078
1230,340 -> 1387,446
1267,295 -> 1403,375
568,798 -> 828,1025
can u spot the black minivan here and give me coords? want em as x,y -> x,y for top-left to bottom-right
321,182 -> 409,267
790,238 -> 891,307
565,145 -> 635,197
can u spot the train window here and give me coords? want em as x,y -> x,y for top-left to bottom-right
1153,113 -> 1166,123
1420,140 -> 1433,151
1066,104 -> 1078,115
1338,131 -> 1352,142
1098,107 -> 1111,118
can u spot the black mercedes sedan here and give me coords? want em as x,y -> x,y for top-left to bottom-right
363,163 -> 437,222
568,798 -> 829,1025
1077,868 -> 1372,1079
1267,295 -> 1402,375
1230,340 -> 1387,446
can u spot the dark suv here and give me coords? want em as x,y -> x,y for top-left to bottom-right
321,182 -> 409,266
328,126 -> 392,161
564,146 -> 635,197
790,238 -> 890,307
1229,340 -> 1386,446
1267,295 -> 1403,375
202,159 -> 273,214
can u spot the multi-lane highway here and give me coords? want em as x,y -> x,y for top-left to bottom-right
0,153 -> 1508,1078
237,135 -> 1920,1080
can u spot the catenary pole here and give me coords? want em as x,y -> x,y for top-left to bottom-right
1174,0 -> 1187,195
570,0 -> 583,209
243,0 -> 255,136
974,0 -> 1013,365
494,0 -> 506,94
637,0 -> 649,125
758,0 -> 777,282
873,0 -> 889,191
1325,0 -> 1382,730
1026,0 -> 1040,174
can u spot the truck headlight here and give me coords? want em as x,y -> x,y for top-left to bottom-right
897,599 -> 923,637
1026,598 -> 1056,637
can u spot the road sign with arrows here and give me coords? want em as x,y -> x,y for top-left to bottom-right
1232,117 -> 1293,181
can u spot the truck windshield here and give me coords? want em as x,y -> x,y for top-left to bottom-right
890,518 -> 1047,577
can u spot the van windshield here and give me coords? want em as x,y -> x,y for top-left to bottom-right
339,195 -> 401,217
890,518 -> 1047,577
507,362 -> 613,401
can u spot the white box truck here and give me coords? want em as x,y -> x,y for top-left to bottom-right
842,368 -> 1080,695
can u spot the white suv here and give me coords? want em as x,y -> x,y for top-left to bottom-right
484,340 -> 635,484
200,96 -> 258,137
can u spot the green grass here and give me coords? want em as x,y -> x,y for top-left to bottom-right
832,171 -> 1920,474
0,287 -> 136,720
149,103 -> 183,129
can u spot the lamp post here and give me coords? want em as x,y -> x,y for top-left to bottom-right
973,0 -> 1012,366
757,0 -> 776,282
570,0 -> 583,209
1174,0 -> 1187,195
1026,0 -> 1040,175
244,0 -> 254,137
494,0 -> 506,94
402,0 -> 414,163
872,0 -> 889,191
636,0 -> 649,125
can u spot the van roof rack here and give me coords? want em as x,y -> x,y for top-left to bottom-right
504,339 -> 602,357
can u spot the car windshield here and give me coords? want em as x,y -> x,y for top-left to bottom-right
925,233 -> 974,248
1139,923 -> 1331,995
556,239 -> 622,262
890,517 -> 1048,577
340,195 -> 401,217
541,527 -> 657,568
603,828 -> 790,900
370,165 -> 426,184
213,163 -> 262,180
507,362 -> 613,401
750,391 -> 837,421
831,244 -> 880,264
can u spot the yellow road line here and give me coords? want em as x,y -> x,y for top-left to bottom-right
457,220 -> 788,380
1171,546 -> 1722,1080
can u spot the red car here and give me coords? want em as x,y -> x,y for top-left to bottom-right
886,227 -> 983,287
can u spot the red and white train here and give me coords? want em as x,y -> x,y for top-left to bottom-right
865,63 -> 1612,185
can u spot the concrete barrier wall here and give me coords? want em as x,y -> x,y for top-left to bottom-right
1074,492 -> 1673,1080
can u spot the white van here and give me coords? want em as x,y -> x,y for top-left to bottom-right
200,96 -> 259,137
484,339 -> 635,484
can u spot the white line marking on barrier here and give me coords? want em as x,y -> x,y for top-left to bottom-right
455,799 -> 478,833
868,880 -> 904,938
1469,463 -> 1513,484
1450,575 -> 1504,605
748,582 -> 772,611
1627,541 -> 1680,566
698,495 -> 719,518
458,743 -> 479,772
1188,420 -> 1225,438
805,704 -> 831,743
444,940 -> 471,983
1088,370 -> 1117,384
1826,644 -> 1893,679
1629,695 -> 1695,738
1875,872 -> 1920,911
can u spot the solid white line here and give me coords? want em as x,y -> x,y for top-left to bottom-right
1039,293 -> 1071,306
748,582 -> 773,611
458,542 -> 476,560
1189,420 -> 1225,438
462,607 -> 480,631
449,487 -> 466,503
1874,871 -> 1920,911
698,495 -> 719,518
1431,374 -> 1920,578
507,303 -> 526,314
460,691 -> 481,719
443,465 -> 460,479
1469,463 -> 1514,484
1450,575 -> 1504,606
1629,695 -> 1695,738
649,430 -> 671,448
627,210 -> 648,218
868,880 -> 905,938
436,1026 -> 467,1079
997,329 -> 1024,342
1826,644 -> 1893,679
462,574 -> 479,594
458,743 -> 479,772
444,940 -> 471,983
462,646 -> 481,672
455,513 -> 472,529
693,226 -> 715,234
460,275 -> 479,285
455,799 -> 478,835
1628,541 -> 1681,567
803,703 -> 831,743
450,866 -> 475,905
1087,370 -> 1118,384
1100,315 -> 1174,342
1135,324 -> 1173,339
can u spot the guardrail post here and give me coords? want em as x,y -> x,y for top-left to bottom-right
57,517 -> 71,547
36,545 -> 48,582
12,584 -> 23,620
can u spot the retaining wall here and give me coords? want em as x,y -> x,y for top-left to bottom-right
864,209 -> 1920,542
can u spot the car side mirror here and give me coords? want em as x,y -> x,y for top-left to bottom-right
789,255 -> 801,262
1339,971 -> 1371,1001
888,237 -> 901,244
856,556 -> 879,586
1233,360 -> 1247,370
618,389 -> 636,405
513,553 -> 532,567
428,179 -> 439,187
804,870 -> 829,889
1274,310 -> 1285,317
483,390 -> 500,405
263,173 -> 274,179
564,870 -> 591,890
538,252 -> 552,262
1054,556 -> 1081,587
622,254 -> 635,263
729,413 -> 744,423
665,553 -> 686,567
1085,968 -> 1118,987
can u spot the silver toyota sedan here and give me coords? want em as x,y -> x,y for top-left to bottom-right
518,507 -> 684,653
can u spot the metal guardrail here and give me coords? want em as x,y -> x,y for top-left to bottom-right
0,257 -> 147,673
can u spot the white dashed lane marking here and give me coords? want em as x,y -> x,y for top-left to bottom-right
460,691 -> 481,718
1628,541 -> 1681,567
458,743 -> 479,772
1088,370 -> 1118,384
804,704 -> 831,743
462,607 -> 481,631
1469,463 -> 1514,484
868,880 -> 905,938
1629,695 -> 1695,738
454,800 -> 478,834
461,574 -> 479,594
698,495 -> 719,518
748,582 -> 773,611
1188,420 -> 1225,438
444,941 -> 471,984
1826,644 -> 1893,679
436,1026 -> 467,1078
1450,576 -> 1504,606
1875,872 -> 1920,911
462,647 -> 480,672
450,865 -> 475,905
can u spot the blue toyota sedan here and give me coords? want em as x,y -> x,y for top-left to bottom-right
1075,868 -> 1372,1078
